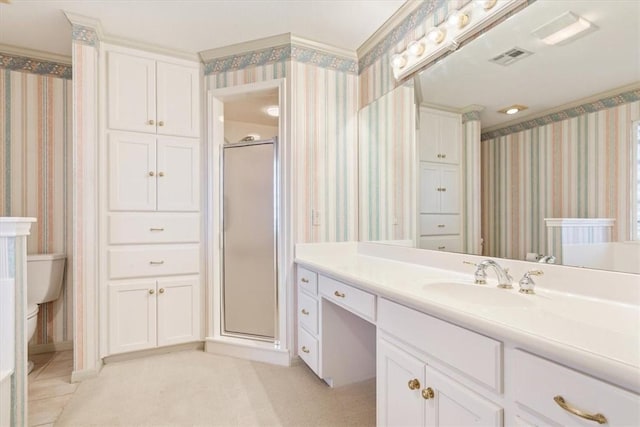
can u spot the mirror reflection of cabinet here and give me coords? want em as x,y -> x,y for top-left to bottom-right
418,107 -> 462,252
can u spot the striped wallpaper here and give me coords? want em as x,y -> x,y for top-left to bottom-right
481,101 -> 640,261
359,84 -> 415,241
462,118 -> 481,254
206,59 -> 358,244
0,67 -> 72,345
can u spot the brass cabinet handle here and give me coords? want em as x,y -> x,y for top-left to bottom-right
149,171 -> 155,177
422,388 -> 434,400
301,278 -> 309,283
159,288 -> 165,294
301,309 -> 309,315
408,379 -> 420,390
149,260 -> 164,265
148,119 -> 155,125
149,227 -> 164,231
158,120 -> 165,126
158,172 -> 165,177
149,289 -> 155,295
301,346 -> 310,354
553,396 -> 607,424
438,246 -> 446,250
334,291 -> 345,298
437,224 -> 445,228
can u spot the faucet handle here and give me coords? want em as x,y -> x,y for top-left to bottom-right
463,261 -> 487,284
519,269 -> 543,294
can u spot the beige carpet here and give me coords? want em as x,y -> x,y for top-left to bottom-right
56,350 -> 375,426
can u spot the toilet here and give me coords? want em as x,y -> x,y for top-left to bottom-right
26,253 -> 66,373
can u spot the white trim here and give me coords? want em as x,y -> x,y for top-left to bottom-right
356,0 -> 423,58
101,42 -> 200,68
70,360 -> 103,383
103,341 -> 204,364
544,218 -> 616,227
205,337 -> 291,366
63,11 -> 105,40
101,35 -> 200,63
0,44 -> 71,65
290,35 -> 356,60
28,340 -> 73,355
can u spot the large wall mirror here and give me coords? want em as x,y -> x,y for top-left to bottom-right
359,0 -> 640,274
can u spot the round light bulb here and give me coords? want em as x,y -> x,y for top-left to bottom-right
266,105 -> 280,117
407,40 -> 425,57
475,0 -> 497,10
447,10 -> 469,29
427,28 -> 445,44
391,54 -> 407,69
506,108 -> 519,115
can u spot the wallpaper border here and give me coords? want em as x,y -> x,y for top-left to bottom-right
481,88 -> 640,141
204,43 -> 358,75
462,111 -> 482,123
72,24 -> 99,47
0,52 -> 72,80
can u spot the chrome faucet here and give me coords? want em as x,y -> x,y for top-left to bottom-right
538,255 -> 556,264
464,260 -> 513,289
519,269 -> 543,294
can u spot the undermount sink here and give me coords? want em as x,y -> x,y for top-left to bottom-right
422,282 -> 535,308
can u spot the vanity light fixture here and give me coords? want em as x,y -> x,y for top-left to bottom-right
533,11 -> 596,46
265,105 -> 280,117
391,0 -> 521,81
498,104 -> 528,115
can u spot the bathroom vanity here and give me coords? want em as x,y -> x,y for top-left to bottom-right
295,242 -> 640,426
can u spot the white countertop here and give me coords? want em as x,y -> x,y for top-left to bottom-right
295,242 -> 640,393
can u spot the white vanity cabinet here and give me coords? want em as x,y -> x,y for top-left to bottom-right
108,276 -> 199,355
418,108 -> 460,164
107,50 -> 199,137
108,132 -> 199,212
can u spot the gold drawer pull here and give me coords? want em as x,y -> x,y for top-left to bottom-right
422,388 -> 434,400
553,396 -> 607,424
408,379 -> 420,390
437,224 -> 445,228
301,346 -> 310,354
149,260 -> 164,265
438,246 -> 446,250
334,291 -> 345,298
301,309 -> 309,315
301,278 -> 309,283
149,227 -> 164,231
149,289 -> 155,295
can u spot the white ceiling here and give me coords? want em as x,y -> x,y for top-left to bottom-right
0,0 -> 406,58
418,0 -> 640,129
223,88 -> 279,126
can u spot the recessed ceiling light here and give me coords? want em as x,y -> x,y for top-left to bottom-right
266,105 -> 279,117
532,11 -> 597,46
498,104 -> 528,115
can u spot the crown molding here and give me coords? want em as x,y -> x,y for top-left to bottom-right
356,0 -> 423,58
290,35 -> 356,60
102,35 -> 201,62
0,43 -> 71,65
63,11 -> 105,40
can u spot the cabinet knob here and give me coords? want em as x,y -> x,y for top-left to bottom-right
441,154 -> 446,159
334,291 -> 345,298
148,119 -> 155,125
159,288 -> 165,294
301,309 -> 309,315
149,171 -> 155,177
408,378 -> 421,390
441,187 -> 447,192
149,289 -> 155,295
422,387 -> 434,400
158,121 -> 165,127
301,278 -> 309,283
158,172 -> 165,177
301,346 -> 310,354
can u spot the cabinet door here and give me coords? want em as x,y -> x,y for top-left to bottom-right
419,163 -> 441,213
109,133 -> 157,211
419,109 -> 440,162
156,137 -> 200,211
377,338 -> 426,427
108,280 -> 157,354
439,166 -> 460,214
425,367 -> 502,427
156,61 -> 200,138
438,114 -> 460,164
157,276 -> 199,346
107,51 -> 156,133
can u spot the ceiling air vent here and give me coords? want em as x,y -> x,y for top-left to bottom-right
490,47 -> 533,66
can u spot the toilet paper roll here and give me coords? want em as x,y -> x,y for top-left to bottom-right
525,252 -> 539,261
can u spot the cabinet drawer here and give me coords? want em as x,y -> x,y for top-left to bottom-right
297,266 -> 318,295
298,291 -> 318,335
108,245 -> 199,279
420,214 -> 460,236
298,326 -> 319,374
109,213 -> 199,244
511,350 -> 640,426
378,298 -> 502,392
319,276 -> 375,322
419,235 -> 462,253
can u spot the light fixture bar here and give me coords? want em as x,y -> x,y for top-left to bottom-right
532,12 -> 596,46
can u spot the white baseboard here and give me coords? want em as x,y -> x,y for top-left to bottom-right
71,360 -> 103,383
205,337 -> 291,366
102,341 -> 205,365
28,340 -> 73,355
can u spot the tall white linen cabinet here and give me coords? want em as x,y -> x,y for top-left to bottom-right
99,44 -> 202,357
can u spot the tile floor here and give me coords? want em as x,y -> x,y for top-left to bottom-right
28,350 -> 77,426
